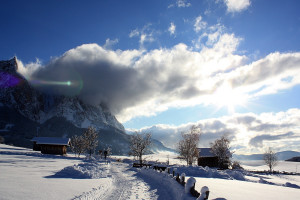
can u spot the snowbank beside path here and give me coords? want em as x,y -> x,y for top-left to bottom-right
194,177 -> 300,200
170,165 -> 300,189
134,167 -> 195,200
170,165 -> 246,181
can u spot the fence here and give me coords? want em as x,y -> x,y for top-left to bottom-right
134,163 -> 209,199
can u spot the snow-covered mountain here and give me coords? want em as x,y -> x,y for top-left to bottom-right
0,57 -> 124,130
0,57 -> 129,154
0,57 -> 175,155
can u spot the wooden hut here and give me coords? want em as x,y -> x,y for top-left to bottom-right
31,137 -> 70,155
197,148 -> 219,168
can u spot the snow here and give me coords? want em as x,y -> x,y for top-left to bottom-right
196,186 -> 209,200
242,160 -> 300,173
51,159 -> 110,179
0,144 -> 110,200
193,177 -> 300,200
1,144 -> 300,200
185,177 -> 196,193
31,137 -> 70,145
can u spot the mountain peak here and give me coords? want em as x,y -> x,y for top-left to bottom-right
0,57 -> 18,73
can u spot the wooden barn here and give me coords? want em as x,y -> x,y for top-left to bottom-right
197,148 -> 219,168
31,137 -> 70,155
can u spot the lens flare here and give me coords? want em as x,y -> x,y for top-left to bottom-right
0,72 -> 22,88
30,79 -> 73,86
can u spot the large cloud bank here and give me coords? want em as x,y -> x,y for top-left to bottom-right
17,34 -> 300,122
132,108 -> 300,153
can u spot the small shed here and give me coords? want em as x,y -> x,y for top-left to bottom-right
197,148 -> 219,168
31,137 -> 70,155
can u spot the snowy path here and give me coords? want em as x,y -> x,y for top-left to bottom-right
73,162 -> 158,200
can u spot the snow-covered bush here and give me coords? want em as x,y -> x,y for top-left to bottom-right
231,160 -> 243,170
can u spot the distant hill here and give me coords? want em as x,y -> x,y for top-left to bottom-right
234,151 -> 300,161
151,139 -> 176,153
286,157 -> 300,162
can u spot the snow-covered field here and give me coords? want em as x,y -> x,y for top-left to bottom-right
1,144 -> 300,200
241,160 -> 300,173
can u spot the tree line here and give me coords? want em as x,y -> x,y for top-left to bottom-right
72,125 -> 278,172
70,126 -> 101,157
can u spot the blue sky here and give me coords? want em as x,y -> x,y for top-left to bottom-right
2,0 -> 300,63
1,0 -> 300,153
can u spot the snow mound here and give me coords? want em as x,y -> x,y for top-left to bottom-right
284,182 -> 300,189
258,178 -> 275,185
170,166 -> 246,181
50,160 -> 110,179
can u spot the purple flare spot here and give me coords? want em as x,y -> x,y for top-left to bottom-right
0,72 -> 21,88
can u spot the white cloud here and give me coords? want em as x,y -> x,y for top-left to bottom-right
19,31 -> 300,124
129,29 -> 139,38
193,23 -> 226,49
17,58 -> 42,79
129,24 -> 156,47
168,22 -> 176,35
176,0 -> 191,8
103,38 -> 119,49
223,0 -> 251,13
194,15 -> 207,33
133,109 -> 300,154
169,0 -> 191,8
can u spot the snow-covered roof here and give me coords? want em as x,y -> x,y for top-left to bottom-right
31,137 -> 70,146
198,148 -> 216,157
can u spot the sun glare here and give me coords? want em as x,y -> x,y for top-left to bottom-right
211,84 -> 248,113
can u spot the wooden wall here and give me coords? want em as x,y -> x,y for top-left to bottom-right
40,145 -> 67,155
198,157 -> 219,168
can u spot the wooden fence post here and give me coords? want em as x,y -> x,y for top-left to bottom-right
189,182 -> 200,198
181,174 -> 185,186
176,173 -> 180,182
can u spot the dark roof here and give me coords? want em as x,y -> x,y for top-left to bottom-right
198,148 -> 216,157
31,137 -> 70,146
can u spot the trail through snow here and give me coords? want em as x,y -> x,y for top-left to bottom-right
73,162 -> 158,200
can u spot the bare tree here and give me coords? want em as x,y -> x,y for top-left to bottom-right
210,135 -> 233,169
177,125 -> 201,166
83,126 -> 99,157
129,132 -> 152,165
70,135 -> 87,157
263,147 -> 278,172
